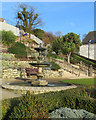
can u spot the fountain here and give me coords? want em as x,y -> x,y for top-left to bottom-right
29,43 -> 50,86
1,43 -> 77,94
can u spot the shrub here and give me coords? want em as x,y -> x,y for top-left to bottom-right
2,97 -> 20,120
0,53 -> 15,60
2,88 -> 96,119
71,54 -> 96,67
2,30 -> 16,47
9,92 -> 49,119
37,88 -> 96,114
8,42 -> 27,58
50,61 -> 60,70
47,52 -> 57,58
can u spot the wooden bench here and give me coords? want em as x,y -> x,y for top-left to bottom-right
25,68 -> 38,78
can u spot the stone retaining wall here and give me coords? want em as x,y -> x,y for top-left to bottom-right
1,59 -> 66,78
43,69 -> 64,78
2,68 -> 20,79
2,60 -> 32,68
1,60 -> 90,79
2,60 -> 34,79
2,68 -> 65,79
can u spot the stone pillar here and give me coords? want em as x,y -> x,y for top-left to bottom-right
90,65 -> 93,76
88,65 -> 92,76
79,61 -> 82,69
78,63 -> 80,76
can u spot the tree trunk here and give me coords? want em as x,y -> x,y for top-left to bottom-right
29,33 -> 31,39
67,53 -> 71,63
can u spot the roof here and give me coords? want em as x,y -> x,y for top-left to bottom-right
82,31 -> 96,44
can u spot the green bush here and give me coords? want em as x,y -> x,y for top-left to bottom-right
37,88 -> 96,114
71,54 -> 96,67
2,30 -> 16,47
47,52 -> 57,58
2,97 -> 20,120
9,92 -> 49,119
2,88 -> 96,119
8,42 -> 27,58
50,61 -> 60,70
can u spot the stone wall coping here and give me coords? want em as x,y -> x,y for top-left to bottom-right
1,83 -> 77,94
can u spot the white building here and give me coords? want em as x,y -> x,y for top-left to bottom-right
80,31 -> 96,60
0,20 -> 19,36
0,18 -> 42,45
80,43 -> 96,60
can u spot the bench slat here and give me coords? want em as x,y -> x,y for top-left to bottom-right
25,68 -> 38,78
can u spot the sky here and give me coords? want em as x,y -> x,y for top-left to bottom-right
1,1 -> 94,40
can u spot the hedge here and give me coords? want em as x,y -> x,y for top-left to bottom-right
71,54 -> 96,68
2,87 -> 96,119
8,42 -> 27,58
37,88 -> 96,114
8,92 -> 49,119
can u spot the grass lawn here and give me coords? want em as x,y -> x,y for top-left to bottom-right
61,78 -> 96,86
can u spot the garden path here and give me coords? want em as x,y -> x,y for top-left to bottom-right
0,86 -> 22,100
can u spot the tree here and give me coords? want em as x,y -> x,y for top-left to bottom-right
17,3 -> 42,38
61,32 -> 82,63
55,30 -> 62,38
62,32 -> 82,52
32,29 -> 44,40
61,42 -> 75,63
46,32 -> 57,44
32,29 -> 57,45
2,30 -> 16,47
52,37 -> 62,54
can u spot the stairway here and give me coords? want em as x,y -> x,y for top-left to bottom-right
52,58 -> 90,78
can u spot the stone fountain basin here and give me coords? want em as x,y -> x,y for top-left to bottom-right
1,82 -> 77,94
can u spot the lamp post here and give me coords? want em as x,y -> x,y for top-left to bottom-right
18,21 -> 22,43
20,26 -> 21,43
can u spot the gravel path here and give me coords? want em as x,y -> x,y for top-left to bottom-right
0,86 -> 22,100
